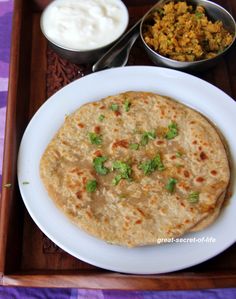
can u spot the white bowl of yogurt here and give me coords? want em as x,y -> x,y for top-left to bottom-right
40,0 -> 129,63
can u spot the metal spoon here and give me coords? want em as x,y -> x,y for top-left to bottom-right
92,1 -> 167,73
92,20 -> 141,72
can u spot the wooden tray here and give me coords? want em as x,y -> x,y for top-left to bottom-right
0,0 -> 236,289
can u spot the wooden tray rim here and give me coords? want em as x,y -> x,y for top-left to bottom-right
0,0 -> 236,289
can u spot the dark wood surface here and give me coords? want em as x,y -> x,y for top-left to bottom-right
0,0 -> 236,289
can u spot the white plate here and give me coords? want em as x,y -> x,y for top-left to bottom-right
18,66 -> 236,274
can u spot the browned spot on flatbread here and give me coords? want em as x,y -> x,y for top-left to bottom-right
82,177 -> 87,186
62,140 -> 70,146
76,191 -> 82,199
70,168 -> 83,175
136,208 -> 146,217
93,150 -> 102,157
115,111 -> 121,117
156,140 -> 164,145
211,170 -> 217,176
200,151 -> 208,160
86,210 -> 93,218
78,123 -> 84,128
183,170 -> 190,178
94,126 -> 101,134
112,139 -> 129,149
196,177 -> 205,182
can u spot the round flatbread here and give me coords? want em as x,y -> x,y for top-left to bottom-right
40,91 -> 230,247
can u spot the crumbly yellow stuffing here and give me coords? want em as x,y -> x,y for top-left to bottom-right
143,1 -> 233,62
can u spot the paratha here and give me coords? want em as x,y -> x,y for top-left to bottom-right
40,91 -> 230,247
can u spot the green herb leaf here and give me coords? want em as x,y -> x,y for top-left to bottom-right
110,103 -> 119,111
88,132 -> 102,145
139,154 -> 164,175
165,178 -> 177,193
86,180 -> 97,193
140,131 -> 156,146
98,114 -> 105,121
112,161 -> 132,185
165,122 -> 178,140
129,143 -> 139,150
153,154 -> 165,171
176,151 -> 182,157
140,134 -> 149,146
112,161 -> 132,177
93,156 -> 109,175
22,181 -> 30,185
195,12 -> 203,18
139,160 -> 154,175
124,100 -> 131,112
156,7 -> 164,16
112,174 -> 123,186
188,191 -> 200,203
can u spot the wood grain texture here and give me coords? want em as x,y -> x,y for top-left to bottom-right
0,0 -> 26,276
0,0 -> 236,289
2,271 -> 236,289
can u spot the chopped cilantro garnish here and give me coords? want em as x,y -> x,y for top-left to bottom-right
195,12 -> 203,18
129,143 -> 139,150
188,191 -> 200,203
165,122 -> 178,140
139,160 -> 155,175
88,132 -> 102,145
124,100 -> 131,112
112,161 -> 132,185
139,154 -> 164,175
176,151 -> 182,157
110,103 -> 119,111
93,156 -> 109,175
165,178 -> 177,193
86,180 -> 97,193
112,174 -> 123,186
140,134 -> 149,146
98,114 -> 105,121
153,155 -> 165,171
140,131 -> 156,146
155,7 -> 164,16
112,161 -> 132,176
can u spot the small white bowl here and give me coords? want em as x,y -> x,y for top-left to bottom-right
40,0 -> 129,64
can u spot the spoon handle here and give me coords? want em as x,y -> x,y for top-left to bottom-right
92,20 -> 141,72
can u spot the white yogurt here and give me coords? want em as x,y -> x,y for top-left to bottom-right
41,0 -> 129,51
